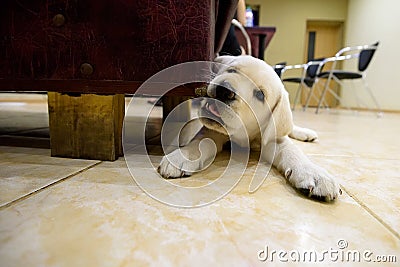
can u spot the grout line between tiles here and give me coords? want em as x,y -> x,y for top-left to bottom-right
308,153 -> 400,161
0,161 -> 103,210
341,187 -> 400,240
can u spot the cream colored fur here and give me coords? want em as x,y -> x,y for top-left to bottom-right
158,56 -> 341,201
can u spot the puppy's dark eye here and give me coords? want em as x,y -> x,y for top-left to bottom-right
226,68 -> 237,73
254,90 -> 265,101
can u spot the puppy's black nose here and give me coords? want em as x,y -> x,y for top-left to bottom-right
215,82 -> 235,101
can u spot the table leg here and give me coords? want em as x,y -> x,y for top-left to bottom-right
258,34 -> 267,60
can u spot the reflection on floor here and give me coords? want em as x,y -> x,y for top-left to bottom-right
0,93 -> 399,266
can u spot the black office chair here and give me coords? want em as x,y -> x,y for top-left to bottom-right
281,58 -> 325,110
311,42 -> 381,114
272,62 -> 286,78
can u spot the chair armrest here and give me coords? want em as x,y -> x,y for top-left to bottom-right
335,43 -> 378,57
281,64 -> 305,77
232,18 -> 251,55
316,55 -> 354,74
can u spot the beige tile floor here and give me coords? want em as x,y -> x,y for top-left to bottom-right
0,93 -> 399,266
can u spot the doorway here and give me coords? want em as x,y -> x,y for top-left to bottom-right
303,20 -> 344,107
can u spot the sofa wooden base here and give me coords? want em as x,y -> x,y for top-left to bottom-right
48,92 -> 124,161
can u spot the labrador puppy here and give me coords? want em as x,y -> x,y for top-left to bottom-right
158,55 -> 341,201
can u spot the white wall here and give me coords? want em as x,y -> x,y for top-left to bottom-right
247,0 -> 348,103
343,0 -> 400,111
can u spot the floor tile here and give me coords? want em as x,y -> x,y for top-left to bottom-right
1,94 -> 399,266
0,146 -> 100,207
292,110 -> 400,159
0,154 -> 399,266
309,155 -> 400,238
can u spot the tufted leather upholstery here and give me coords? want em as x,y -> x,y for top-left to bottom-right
0,0 -> 238,94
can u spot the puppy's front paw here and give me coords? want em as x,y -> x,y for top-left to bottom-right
289,126 -> 318,142
285,163 -> 341,201
158,149 -> 199,179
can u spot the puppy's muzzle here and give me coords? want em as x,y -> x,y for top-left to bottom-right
210,82 -> 236,102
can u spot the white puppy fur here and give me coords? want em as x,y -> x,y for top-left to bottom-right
158,55 -> 341,201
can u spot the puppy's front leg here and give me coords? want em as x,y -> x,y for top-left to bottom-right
158,127 -> 228,178
271,137 -> 341,201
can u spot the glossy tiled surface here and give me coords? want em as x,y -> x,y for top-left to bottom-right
0,94 -> 399,266
0,146 -> 100,207
0,93 -> 49,135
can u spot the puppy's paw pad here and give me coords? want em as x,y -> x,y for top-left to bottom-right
286,164 -> 341,202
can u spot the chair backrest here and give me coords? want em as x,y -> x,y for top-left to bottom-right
358,41 -> 379,72
307,64 -> 319,79
306,58 -> 325,78
273,62 -> 286,77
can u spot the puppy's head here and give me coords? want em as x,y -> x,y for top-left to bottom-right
199,55 -> 293,144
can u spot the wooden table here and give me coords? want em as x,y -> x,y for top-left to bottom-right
235,26 -> 276,59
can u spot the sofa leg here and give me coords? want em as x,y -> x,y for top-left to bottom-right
47,92 -> 124,161
162,96 -> 191,122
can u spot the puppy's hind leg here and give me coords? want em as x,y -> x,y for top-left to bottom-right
289,125 -> 318,142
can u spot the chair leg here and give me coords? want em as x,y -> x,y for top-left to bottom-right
362,77 -> 382,114
303,83 -> 316,111
292,83 -> 303,111
349,80 -> 363,109
316,78 -> 330,114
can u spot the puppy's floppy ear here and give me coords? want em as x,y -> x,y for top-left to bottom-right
214,55 -> 236,65
262,90 -> 293,145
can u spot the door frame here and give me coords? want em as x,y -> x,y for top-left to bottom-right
302,20 -> 344,107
